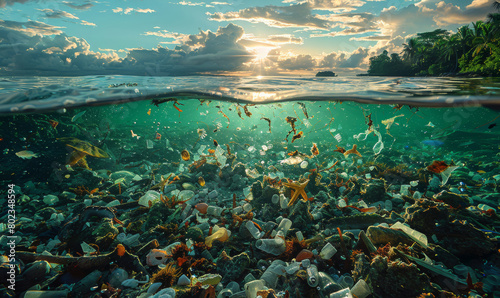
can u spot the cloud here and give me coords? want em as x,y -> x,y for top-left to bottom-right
317,46 -> 370,71
277,53 -> 316,70
0,20 -> 64,36
0,21 -> 253,75
267,34 -> 304,44
63,1 -> 93,10
238,33 -> 303,48
349,35 -> 391,41
211,1 -> 230,5
177,1 -> 205,6
283,0 -> 366,12
112,7 -> 155,14
135,8 -> 155,13
208,3 -> 330,29
143,30 -> 188,44
38,9 -> 79,20
0,0 -> 30,7
81,20 -> 96,26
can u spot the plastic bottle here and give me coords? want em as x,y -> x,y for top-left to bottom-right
276,218 -> 292,236
296,231 -> 304,241
317,272 -> 342,298
319,243 -> 337,260
217,288 -> 233,298
351,279 -> 371,298
285,262 -> 300,274
245,221 -> 263,239
279,194 -> 289,209
306,264 -> 319,287
329,288 -> 353,298
337,275 -> 354,289
244,279 -> 266,298
255,233 -> 286,256
260,260 -> 286,288
206,206 -> 223,217
272,194 -> 279,204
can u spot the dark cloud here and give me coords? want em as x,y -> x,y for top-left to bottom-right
0,21 -> 252,76
0,20 -> 64,35
63,1 -> 93,10
337,47 -> 369,68
267,34 -> 303,44
0,0 -> 30,7
277,54 -> 316,70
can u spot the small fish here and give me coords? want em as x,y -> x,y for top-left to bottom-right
488,123 -> 497,129
15,150 -> 39,159
130,130 -> 140,139
147,108 -> 151,115
71,111 -> 86,122
425,122 -> 435,128
155,132 -> 161,140
48,119 -> 58,129
422,140 -> 444,147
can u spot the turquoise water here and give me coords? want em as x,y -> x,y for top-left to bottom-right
0,75 -> 499,297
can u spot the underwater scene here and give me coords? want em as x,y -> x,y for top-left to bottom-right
3,0 -> 500,297
0,75 -> 499,298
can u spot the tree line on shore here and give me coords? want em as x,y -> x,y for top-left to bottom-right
367,2 -> 500,76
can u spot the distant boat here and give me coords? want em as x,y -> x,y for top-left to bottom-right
316,71 -> 337,77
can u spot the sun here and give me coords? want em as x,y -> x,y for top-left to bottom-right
251,46 -> 274,61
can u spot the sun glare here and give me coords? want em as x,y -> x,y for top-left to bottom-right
251,46 -> 273,61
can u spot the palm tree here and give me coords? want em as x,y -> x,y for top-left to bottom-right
401,38 -> 419,64
472,21 -> 495,57
441,35 -> 460,72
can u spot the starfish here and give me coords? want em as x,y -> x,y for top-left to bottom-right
283,179 -> 310,207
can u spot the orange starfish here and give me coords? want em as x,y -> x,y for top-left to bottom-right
283,179 -> 310,206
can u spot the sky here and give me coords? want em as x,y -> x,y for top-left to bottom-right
0,0 -> 495,76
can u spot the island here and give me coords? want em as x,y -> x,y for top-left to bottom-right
315,71 -> 337,77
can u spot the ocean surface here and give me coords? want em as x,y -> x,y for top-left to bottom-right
0,75 -> 500,297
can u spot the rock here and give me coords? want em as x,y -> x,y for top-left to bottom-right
366,226 -> 415,246
35,207 -> 57,221
43,194 -> 59,205
434,220 -> 496,257
361,179 -> 390,204
182,183 -> 196,191
216,251 -> 251,283
143,201 -> 172,230
60,191 -> 77,202
365,255 -> 433,297
177,274 -> 190,286
92,218 -> 119,239
433,191 -> 470,209
178,190 -> 195,201
403,199 -> 449,235
186,227 -> 204,242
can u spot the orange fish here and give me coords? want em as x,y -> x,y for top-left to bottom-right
155,132 -> 161,140
48,119 -> 58,129
173,103 -> 183,112
147,108 -> 151,115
